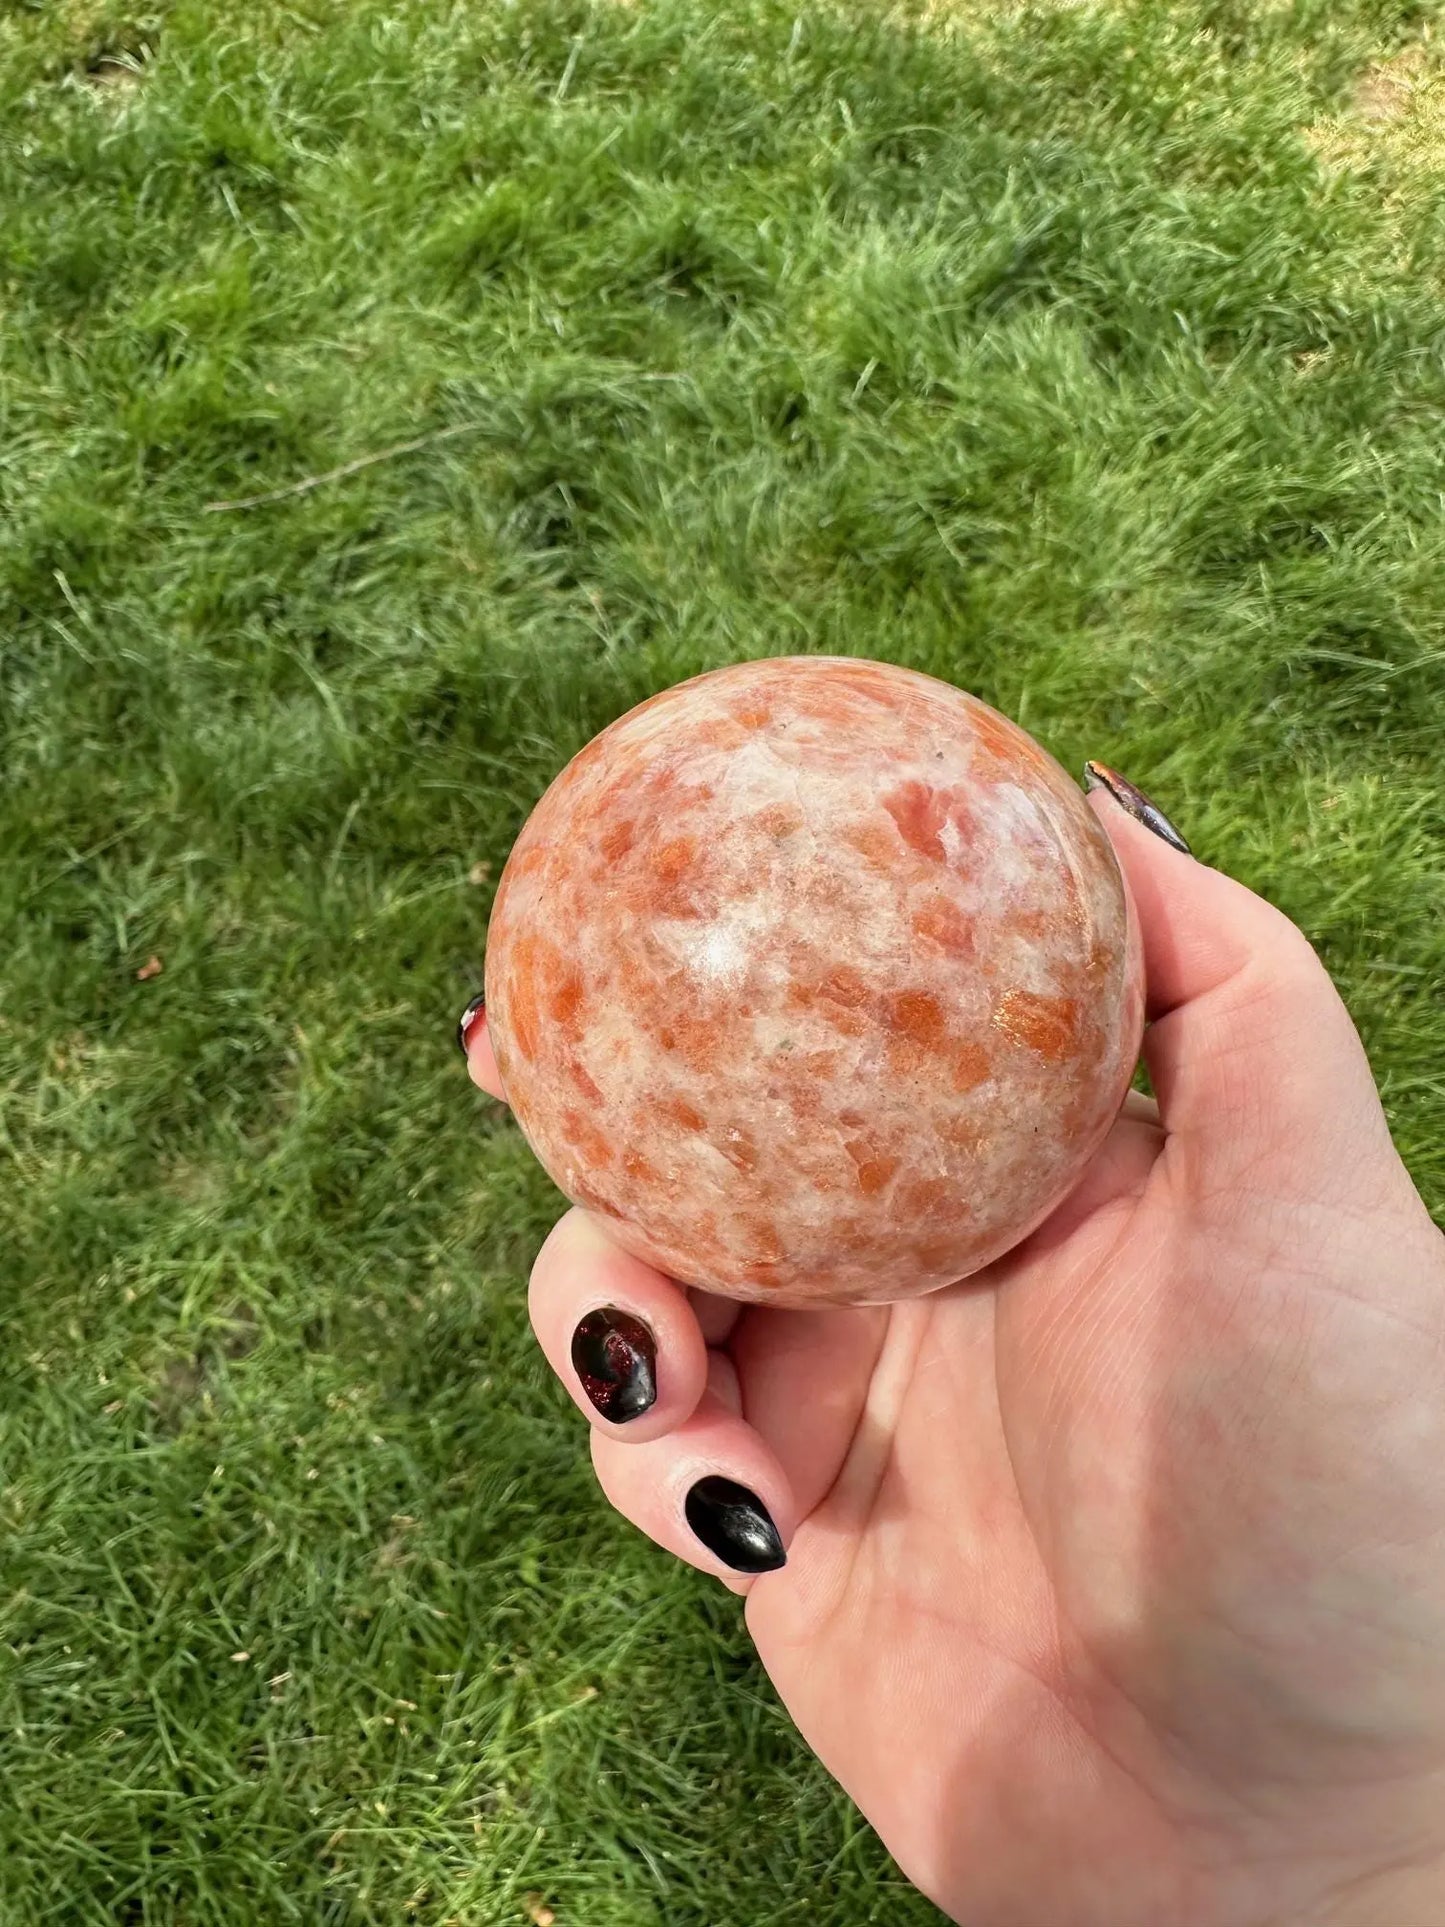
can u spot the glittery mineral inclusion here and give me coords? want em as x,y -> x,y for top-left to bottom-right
484,657 -> 1145,1307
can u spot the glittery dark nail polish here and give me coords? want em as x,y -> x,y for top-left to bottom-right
571,1307 -> 657,1423
685,1475 -> 786,1574
456,992 -> 486,1059
1083,762 -> 1191,856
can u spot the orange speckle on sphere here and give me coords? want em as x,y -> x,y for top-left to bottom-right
719,1129 -> 759,1173
784,1078 -> 826,1120
739,1220 -> 785,1285
816,965 -> 870,1009
568,1057 -> 603,1103
799,867 -> 852,916
912,1233 -> 969,1273
942,1112 -> 988,1156
1057,864 -> 1087,938
791,969 -> 870,1036
598,817 -> 636,862
969,703 -> 1046,774
562,1109 -> 614,1169
795,1048 -> 844,1083
898,1176 -> 953,1220
951,1041 -> 992,1092
507,962 -> 544,1065
824,663 -> 903,705
742,1262 -> 784,1287
886,989 -> 947,1049
993,988 -> 1080,1063
798,684 -> 870,727
654,836 -> 697,880
911,897 -> 976,958
756,802 -> 803,837
691,717 -> 749,751
845,1140 -> 899,1196
832,1213 -> 877,1257
1082,936 -> 1115,988
882,781 -> 974,866
547,972 -> 584,1030
616,952 -> 653,1000
743,1216 -> 784,1261
844,821 -> 898,868
642,835 -> 719,921
665,1014 -> 721,1073
1000,908 -> 1053,942
828,1006 -> 870,1039
885,1037 -> 928,1081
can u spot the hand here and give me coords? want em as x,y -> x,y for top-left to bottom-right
462,773 -> 1445,1927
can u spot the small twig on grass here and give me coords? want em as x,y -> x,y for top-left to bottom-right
202,421 -> 486,513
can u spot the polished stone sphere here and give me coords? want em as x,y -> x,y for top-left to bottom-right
484,657 -> 1144,1306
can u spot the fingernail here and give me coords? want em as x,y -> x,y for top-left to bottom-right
456,992 -> 486,1059
1083,762 -> 1191,856
685,1475 -> 786,1574
571,1307 -> 658,1423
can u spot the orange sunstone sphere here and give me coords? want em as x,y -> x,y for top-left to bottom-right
484,657 -> 1145,1307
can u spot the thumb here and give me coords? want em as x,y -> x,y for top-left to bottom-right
1083,764 -> 1394,1188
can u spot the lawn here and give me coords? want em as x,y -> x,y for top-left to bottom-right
1,0 -> 1443,1919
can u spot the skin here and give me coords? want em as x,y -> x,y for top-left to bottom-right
465,789 -> 1445,1927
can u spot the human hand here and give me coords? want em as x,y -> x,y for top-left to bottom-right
461,769 -> 1445,1927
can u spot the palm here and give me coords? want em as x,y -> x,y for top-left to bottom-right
742,1096 -> 1445,1925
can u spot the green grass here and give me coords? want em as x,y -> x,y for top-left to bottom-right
2,0 -> 1443,1918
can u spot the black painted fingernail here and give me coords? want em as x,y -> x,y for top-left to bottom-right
685,1475 -> 786,1574
571,1307 -> 658,1423
456,992 -> 486,1059
1083,762 -> 1191,856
